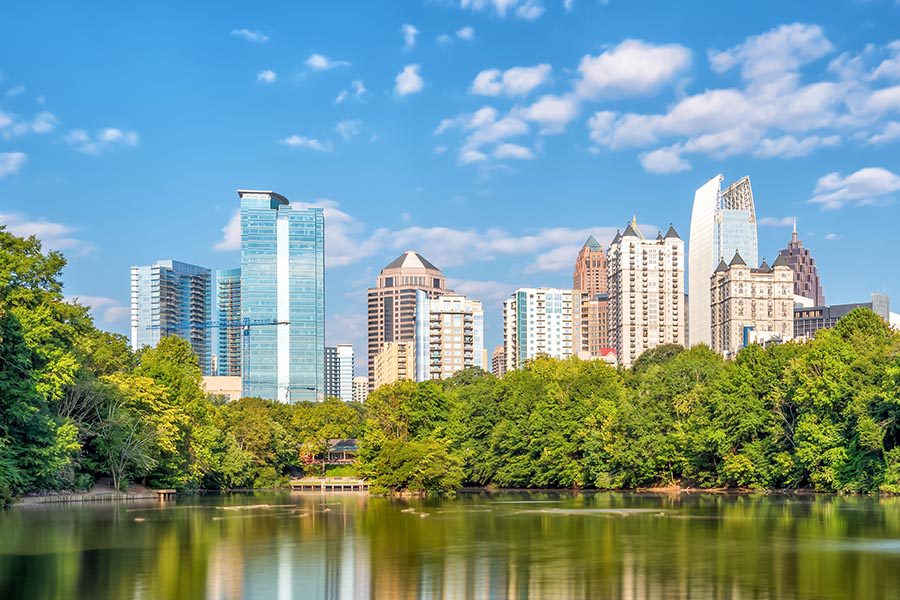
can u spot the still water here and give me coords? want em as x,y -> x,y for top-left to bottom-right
2,491 -> 900,599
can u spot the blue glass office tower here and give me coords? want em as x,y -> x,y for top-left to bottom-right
239,190 -> 325,403
130,259 -> 212,374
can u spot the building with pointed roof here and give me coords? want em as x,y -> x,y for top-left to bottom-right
573,236 -> 610,357
607,216 -> 685,367
777,220 -> 825,306
366,251 -> 449,388
688,174 -> 759,348
710,254 -> 794,357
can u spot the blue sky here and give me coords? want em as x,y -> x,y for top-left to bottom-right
2,0 -> 900,369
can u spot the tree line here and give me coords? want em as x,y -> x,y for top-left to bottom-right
3,225 -> 900,501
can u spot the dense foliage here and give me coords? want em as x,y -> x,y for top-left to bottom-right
3,225 -> 900,499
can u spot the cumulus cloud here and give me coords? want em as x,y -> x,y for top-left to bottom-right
460,0 -> 545,20
306,54 -> 350,71
639,146 -> 690,174
0,211 -> 94,255
470,64 -> 552,97
280,135 -> 333,152
868,121 -> 900,144
256,69 -> 277,83
5,84 -> 25,97
493,143 -> 535,160
516,94 -> 579,133
2,111 -> 59,138
230,29 -> 269,43
0,152 -> 26,177
575,39 -> 692,99
395,64 -> 424,95
213,210 -> 241,251
456,26 -> 474,40
808,167 -> 900,210
824,233 -> 842,241
65,128 -> 139,154
67,295 -> 129,325
401,24 -> 418,49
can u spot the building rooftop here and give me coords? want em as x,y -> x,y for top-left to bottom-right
383,250 -> 440,272
729,251 -> 747,267
236,189 -> 290,205
582,235 -> 602,251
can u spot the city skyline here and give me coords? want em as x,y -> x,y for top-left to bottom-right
3,2 -> 900,369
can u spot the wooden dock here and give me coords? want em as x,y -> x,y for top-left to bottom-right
290,477 -> 369,492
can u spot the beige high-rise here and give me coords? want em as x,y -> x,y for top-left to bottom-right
572,236 -> 610,357
710,253 -> 794,357
608,217 -> 686,367
367,251 -> 448,389
373,341 -> 415,389
491,345 -> 506,377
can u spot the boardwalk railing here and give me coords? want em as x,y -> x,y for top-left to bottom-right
290,477 -> 369,492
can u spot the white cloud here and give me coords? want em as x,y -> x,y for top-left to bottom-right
280,135 -> 333,152
213,210 -> 241,251
809,167 -> 900,210
306,54 -> 350,71
824,233 -> 842,241
3,111 -> 59,137
758,216 -> 796,227
447,278 -> 517,308
708,23 -> 834,84
436,34 -> 454,46
460,149 -> 488,164
872,41 -> 900,80
335,80 -> 366,103
457,26 -> 474,40
64,128 -> 138,154
460,0 -> 545,20
335,119 -> 362,140
0,152 -> 26,177
0,211 -> 94,255
575,39 -> 692,99
563,0 -> 574,11
470,64 -> 552,97
5,84 -> 24,97
868,121 -> 900,144
256,69 -> 277,83
753,134 -> 840,158
493,143 -> 535,160
639,146 -> 690,174
230,29 -> 269,43
516,93 -> 579,133
401,24 -> 418,50
67,295 -> 128,325
395,64 -> 424,96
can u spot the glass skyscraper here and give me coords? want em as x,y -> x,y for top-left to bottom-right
130,259 -> 212,375
216,268 -> 241,376
239,190 -> 325,403
688,175 -> 758,347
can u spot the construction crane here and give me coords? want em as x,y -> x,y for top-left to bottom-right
147,318 -> 287,391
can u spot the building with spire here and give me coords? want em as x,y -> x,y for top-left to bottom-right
572,236 -> 610,357
367,251 -> 448,388
688,175 -> 759,348
777,220 -> 825,306
607,217 -> 685,367
710,252 -> 794,357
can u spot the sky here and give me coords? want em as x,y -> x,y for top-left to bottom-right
2,0 -> 900,373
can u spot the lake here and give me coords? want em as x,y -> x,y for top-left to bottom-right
1,491 -> 899,599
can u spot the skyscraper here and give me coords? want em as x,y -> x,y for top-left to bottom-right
503,288 -> 574,372
491,345 -> 506,377
414,292 -> 484,381
367,251 -> 447,389
373,341 -> 415,389
608,218 -> 685,367
352,376 -> 369,403
777,220 -> 825,306
130,259 -> 212,374
216,268 -> 241,377
572,236 -> 610,357
324,344 -> 354,402
688,175 -> 758,347
239,189 -> 325,403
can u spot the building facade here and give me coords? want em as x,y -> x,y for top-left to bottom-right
491,345 -> 506,377
367,251 -> 447,389
794,293 -> 891,339
710,253 -> 794,357
688,175 -> 758,347
324,344 -> 354,402
572,236 -> 610,357
373,341 -> 415,389
131,259 -> 212,374
352,376 -> 369,403
414,292 -> 485,381
216,268 -> 241,377
608,219 -> 685,367
778,221 -> 825,306
239,190 -> 325,403
502,288 -> 574,372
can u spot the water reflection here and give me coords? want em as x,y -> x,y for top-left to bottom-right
1,492 -> 899,599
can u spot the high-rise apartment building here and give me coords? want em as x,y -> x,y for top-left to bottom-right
352,376 -> 369,403
777,221 -> 825,306
689,175 -> 758,347
131,259 -> 212,374
414,292 -> 484,381
491,345 -> 506,377
503,288 -> 574,372
710,253 -> 794,357
216,268 -> 241,377
572,236 -> 610,357
373,341 -> 415,389
608,219 -> 685,367
239,190 -> 325,403
324,344 -> 354,402
367,251 -> 447,389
